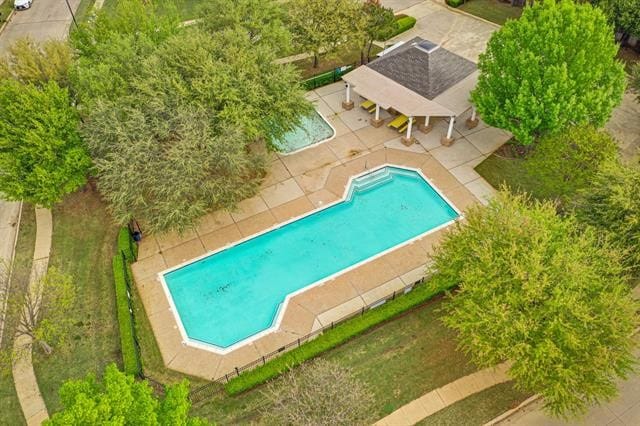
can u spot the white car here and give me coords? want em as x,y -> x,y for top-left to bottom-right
14,0 -> 32,10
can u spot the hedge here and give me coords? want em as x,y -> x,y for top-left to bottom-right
224,278 -> 453,395
446,0 -> 464,7
379,15 -> 417,41
117,227 -> 138,262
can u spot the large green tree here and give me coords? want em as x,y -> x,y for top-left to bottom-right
471,0 -> 626,145
524,126 -> 618,203
288,0 -> 366,68
82,28 -> 309,233
359,1 -> 395,64
0,80 -> 90,207
592,0 -> 640,42
45,364 -> 207,425
575,161 -> 640,277
0,38 -> 72,87
429,191 -> 638,417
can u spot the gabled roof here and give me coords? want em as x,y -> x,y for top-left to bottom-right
367,37 -> 477,100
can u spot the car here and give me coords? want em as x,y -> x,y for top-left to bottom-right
14,0 -> 32,10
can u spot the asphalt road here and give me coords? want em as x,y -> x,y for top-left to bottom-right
0,0 -> 81,51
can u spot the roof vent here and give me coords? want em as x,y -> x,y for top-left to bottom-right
414,40 -> 439,54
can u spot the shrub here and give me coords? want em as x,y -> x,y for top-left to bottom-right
224,279 -> 451,395
447,0 -> 464,7
112,253 -> 141,376
385,16 -> 417,40
117,227 -> 138,262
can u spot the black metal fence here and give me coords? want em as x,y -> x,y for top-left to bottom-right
302,62 -> 358,90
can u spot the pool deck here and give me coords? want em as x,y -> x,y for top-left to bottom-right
131,83 -> 511,380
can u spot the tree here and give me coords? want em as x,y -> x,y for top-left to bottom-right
262,359 -> 375,425
524,126 -> 618,203
0,265 -> 76,371
471,0 -> 626,145
288,0 -> 365,68
0,80 -> 91,207
0,38 -> 72,87
428,191 -> 638,417
45,364 -> 208,425
198,0 -> 292,54
359,1 -> 395,64
82,28 -> 309,233
575,161 -> 640,277
592,0 -> 640,43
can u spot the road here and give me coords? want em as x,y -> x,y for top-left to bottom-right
0,0 -> 81,51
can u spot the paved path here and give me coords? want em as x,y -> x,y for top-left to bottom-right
0,199 -> 21,344
374,363 -> 511,425
0,0 -> 81,51
13,207 -> 52,426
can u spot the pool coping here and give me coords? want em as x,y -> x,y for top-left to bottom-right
157,164 -> 463,355
276,109 -> 337,156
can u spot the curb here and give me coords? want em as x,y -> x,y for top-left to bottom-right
0,6 -> 15,36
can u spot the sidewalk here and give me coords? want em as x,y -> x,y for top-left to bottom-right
374,362 -> 512,425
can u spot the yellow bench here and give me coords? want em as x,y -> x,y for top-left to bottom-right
388,114 -> 408,130
360,99 -> 376,113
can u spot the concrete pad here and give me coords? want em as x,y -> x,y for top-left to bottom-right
360,277 -> 406,305
327,133 -> 369,160
291,276 -> 360,315
199,224 -> 242,252
323,90 -> 347,114
162,238 -> 206,268
307,189 -> 341,207
415,126 -> 446,150
417,231 -> 446,256
449,159 -> 484,185
324,165 -> 352,197
281,144 -> 339,177
380,242 -> 428,276
260,178 -> 305,209
454,108 -> 489,136
314,81 -> 344,97
33,208 -> 52,260
384,136 -> 428,154
252,330 -> 302,356
294,161 -> 340,194
312,98 -> 334,117
436,381 -> 465,406
261,159 -> 292,187
465,126 -> 512,155
416,390 -> 447,417
230,195 -> 268,222
430,138 -> 484,169
355,124 -> 399,149
444,184 -> 479,213
279,300 -> 318,336
386,148 -> 429,168
137,236 -> 160,260
342,257 -> 400,294
136,278 -> 171,317
271,196 -> 315,222
235,210 -> 277,237
316,296 -> 366,327
419,157 -> 463,191
397,399 -> 429,425
131,254 -> 167,281
304,90 -> 320,101
195,210 -> 234,237
214,344 -> 262,380
344,147 -> 388,171
400,265 -> 427,286
156,228 -> 198,251
465,177 -> 497,205
339,107 -> 373,132
168,346 -> 221,380
327,114 -> 351,137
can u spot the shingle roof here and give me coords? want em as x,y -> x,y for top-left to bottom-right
367,37 -> 476,100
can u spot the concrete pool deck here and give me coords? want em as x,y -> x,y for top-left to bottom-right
130,84 -> 511,380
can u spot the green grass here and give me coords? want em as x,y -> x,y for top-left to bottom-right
417,382 -> 531,425
474,152 -> 541,197
32,190 -> 121,414
459,0 -> 523,25
0,204 -> 35,426
190,297 -> 479,424
101,0 -> 207,20
0,0 -> 13,27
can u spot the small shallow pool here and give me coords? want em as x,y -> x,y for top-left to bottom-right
276,110 -> 335,154
161,166 -> 459,352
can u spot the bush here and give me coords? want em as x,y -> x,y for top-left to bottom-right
224,279 -> 451,395
112,253 -> 141,376
117,227 -> 138,262
446,0 -> 464,7
380,16 -> 417,41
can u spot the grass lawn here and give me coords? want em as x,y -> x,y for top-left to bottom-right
32,190 -> 121,414
418,382 -> 531,425
101,0 -> 207,20
184,297 -> 529,424
294,45 -> 383,79
459,0 -> 523,25
0,204 -> 36,426
474,151 -> 542,197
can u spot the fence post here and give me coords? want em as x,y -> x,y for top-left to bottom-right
392,290 -> 396,300
297,338 -> 300,347
235,367 -> 239,376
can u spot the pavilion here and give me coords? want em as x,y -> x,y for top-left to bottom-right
341,37 -> 479,146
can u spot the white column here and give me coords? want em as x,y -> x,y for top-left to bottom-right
447,116 -> 454,139
470,108 -> 477,121
375,104 -> 380,121
406,116 -> 414,140
424,116 -> 430,127
345,83 -> 351,104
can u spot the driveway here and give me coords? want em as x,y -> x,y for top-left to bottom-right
0,0 -> 81,51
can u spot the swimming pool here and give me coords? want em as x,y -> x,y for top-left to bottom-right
276,110 -> 336,154
161,166 -> 460,352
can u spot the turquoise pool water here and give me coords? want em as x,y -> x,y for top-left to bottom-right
276,110 -> 335,153
163,167 -> 459,350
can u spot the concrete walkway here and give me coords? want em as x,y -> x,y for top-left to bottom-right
374,362 -> 511,425
12,208 -> 52,426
